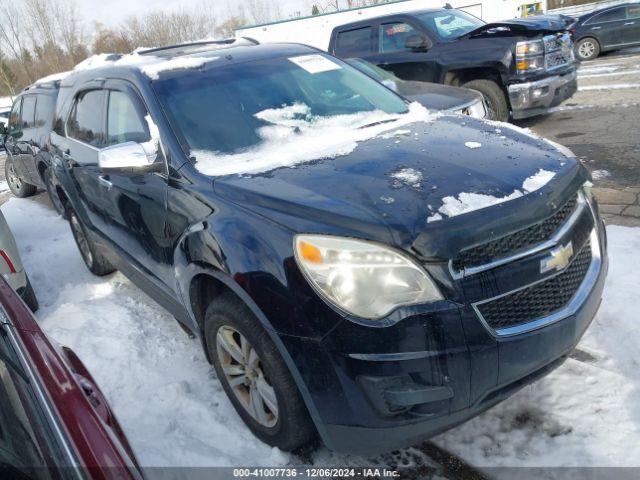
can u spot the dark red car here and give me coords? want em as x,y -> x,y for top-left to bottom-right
0,275 -> 143,479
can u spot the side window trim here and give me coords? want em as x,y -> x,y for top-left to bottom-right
8,98 -> 23,136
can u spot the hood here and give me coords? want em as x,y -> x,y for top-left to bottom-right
214,115 -> 587,259
464,18 -> 568,38
397,81 -> 482,112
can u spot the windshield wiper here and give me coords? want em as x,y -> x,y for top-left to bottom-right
358,118 -> 398,129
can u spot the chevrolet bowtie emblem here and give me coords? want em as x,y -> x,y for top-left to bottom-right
541,241 -> 574,274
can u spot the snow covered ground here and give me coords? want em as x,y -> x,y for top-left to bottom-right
2,197 -> 640,473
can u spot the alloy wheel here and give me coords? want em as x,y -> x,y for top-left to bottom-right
7,162 -> 22,192
579,41 -> 596,60
70,215 -> 93,267
216,325 -> 279,427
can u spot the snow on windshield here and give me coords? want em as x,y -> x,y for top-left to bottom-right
434,169 -> 557,220
192,102 -> 434,176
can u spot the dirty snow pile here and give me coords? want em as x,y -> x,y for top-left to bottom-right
435,169 -> 556,220
4,196 -> 640,472
193,102 -> 434,176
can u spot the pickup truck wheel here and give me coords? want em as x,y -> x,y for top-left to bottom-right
5,157 -> 37,198
205,293 -> 315,451
68,211 -> 116,276
43,168 -> 66,216
575,38 -> 600,61
462,79 -> 509,122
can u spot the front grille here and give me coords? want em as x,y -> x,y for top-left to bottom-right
453,193 -> 578,271
544,33 -> 573,70
476,239 -> 592,331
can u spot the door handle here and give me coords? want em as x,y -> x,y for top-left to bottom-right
624,22 -> 635,26
591,26 -> 601,30
98,175 -> 113,190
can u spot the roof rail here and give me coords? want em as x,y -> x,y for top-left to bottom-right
136,37 -> 259,56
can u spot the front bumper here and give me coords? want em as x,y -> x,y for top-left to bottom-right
282,217 -> 607,455
508,69 -> 578,119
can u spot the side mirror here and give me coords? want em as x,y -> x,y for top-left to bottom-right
405,34 -> 431,51
98,142 -> 162,172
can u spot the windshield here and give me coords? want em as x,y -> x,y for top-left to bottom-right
417,10 -> 485,39
153,53 -> 408,159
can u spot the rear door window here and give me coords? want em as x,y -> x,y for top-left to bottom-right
628,5 -> 640,19
106,90 -> 150,146
379,22 -> 417,53
66,90 -> 105,147
34,94 -> 55,129
587,7 -> 626,24
335,27 -> 373,57
20,96 -> 37,129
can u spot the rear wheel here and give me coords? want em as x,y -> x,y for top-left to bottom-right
575,37 -> 600,61
5,157 -> 37,198
43,168 -> 66,216
462,79 -> 509,122
205,293 -> 315,451
68,211 -> 116,276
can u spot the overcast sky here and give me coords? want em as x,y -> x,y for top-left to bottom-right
75,0 -> 313,28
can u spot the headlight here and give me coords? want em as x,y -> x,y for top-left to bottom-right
516,39 -> 544,56
294,235 -> 443,320
516,56 -> 545,73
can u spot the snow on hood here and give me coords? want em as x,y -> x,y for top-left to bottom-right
73,52 -> 214,79
434,169 -> 556,220
193,102 -> 436,176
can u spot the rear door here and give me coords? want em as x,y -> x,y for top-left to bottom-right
15,95 -> 39,183
585,6 -> 627,48
622,4 -> 640,46
3,99 -> 23,177
24,93 -> 57,186
64,88 -> 112,234
100,80 -> 172,287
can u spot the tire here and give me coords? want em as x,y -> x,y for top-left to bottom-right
43,168 -> 66,217
575,37 -> 600,61
68,210 -> 116,276
462,79 -> 509,122
5,157 -> 37,198
205,293 -> 315,451
21,275 -> 39,313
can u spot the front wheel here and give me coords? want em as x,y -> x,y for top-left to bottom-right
575,37 -> 600,61
68,211 -> 116,276
5,157 -> 37,198
205,293 -> 315,451
462,79 -> 509,122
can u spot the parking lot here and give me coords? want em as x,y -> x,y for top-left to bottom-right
1,48 -> 639,477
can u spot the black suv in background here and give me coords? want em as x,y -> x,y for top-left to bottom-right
571,2 -> 640,61
329,8 -> 577,121
49,41 -> 606,454
1,79 -> 66,215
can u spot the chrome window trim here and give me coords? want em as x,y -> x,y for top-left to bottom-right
449,191 -> 587,280
472,228 -> 601,338
0,306 -> 83,476
584,7 -> 627,25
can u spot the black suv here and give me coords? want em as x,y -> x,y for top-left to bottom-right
1,79 -> 66,215
329,8 -> 578,121
50,40 -> 606,454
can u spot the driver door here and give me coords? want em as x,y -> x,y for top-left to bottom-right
369,20 -> 440,83
98,81 -> 172,288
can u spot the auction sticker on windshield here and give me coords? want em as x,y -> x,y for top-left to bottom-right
289,54 -> 341,74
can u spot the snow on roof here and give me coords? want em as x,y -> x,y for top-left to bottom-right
35,71 -> 72,85
73,52 -> 217,79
